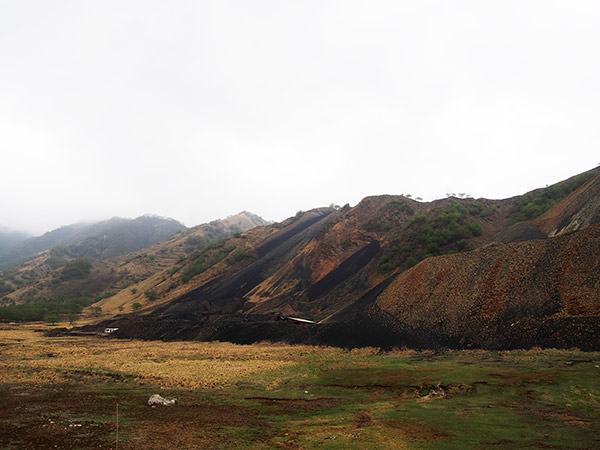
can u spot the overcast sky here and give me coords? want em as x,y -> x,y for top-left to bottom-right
1,1 -> 599,235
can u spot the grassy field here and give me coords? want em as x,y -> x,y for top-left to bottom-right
1,323 -> 599,449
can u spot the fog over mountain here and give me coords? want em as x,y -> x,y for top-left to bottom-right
0,228 -> 31,255
1,2 -> 599,235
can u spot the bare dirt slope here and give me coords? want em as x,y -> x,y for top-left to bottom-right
365,223 -> 600,349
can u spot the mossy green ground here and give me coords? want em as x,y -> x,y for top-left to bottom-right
229,349 -> 600,449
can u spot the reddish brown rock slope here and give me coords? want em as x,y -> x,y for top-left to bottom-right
369,223 -> 600,349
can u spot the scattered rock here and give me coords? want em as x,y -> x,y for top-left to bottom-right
148,394 -> 177,406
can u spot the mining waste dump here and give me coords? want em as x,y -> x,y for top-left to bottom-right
66,169 -> 600,350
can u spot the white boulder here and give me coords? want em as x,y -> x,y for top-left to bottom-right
148,394 -> 177,406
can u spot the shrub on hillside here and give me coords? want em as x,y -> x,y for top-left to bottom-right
380,202 -> 482,271
144,290 -> 159,301
0,280 -> 14,297
60,259 -> 92,281
181,245 -> 235,283
43,312 -> 60,325
385,198 -> 415,215
184,235 -> 210,253
229,248 -> 254,264
0,295 -> 95,322
508,170 -> 596,224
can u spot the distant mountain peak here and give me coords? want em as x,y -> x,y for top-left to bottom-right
0,216 -> 187,269
0,229 -> 32,257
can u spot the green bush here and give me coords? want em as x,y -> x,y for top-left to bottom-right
181,245 -> 235,283
229,249 -> 253,264
0,280 -> 14,297
61,259 -> 92,281
380,202 -> 482,271
144,290 -> 159,301
184,235 -> 209,253
0,295 -> 95,322
121,254 -> 143,266
467,221 -> 483,236
95,291 -> 117,301
43,312 -> 60,325
131,302 -> 142,311
364,221 -> 388,232
508,170 -> 596,224
386,198 -> 414,215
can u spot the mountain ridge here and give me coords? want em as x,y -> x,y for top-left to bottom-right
85,167 -> 600,350
0,212 -> 268,318
0,215 -> 187,270
6,167 -> 600,350
0,229 -> 31,256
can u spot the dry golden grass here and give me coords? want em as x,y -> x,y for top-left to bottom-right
2,323 -> 599,449
0,323 -> 331,389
